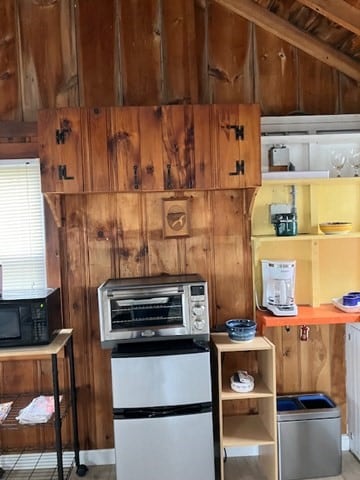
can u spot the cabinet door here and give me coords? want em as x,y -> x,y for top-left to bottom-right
82,107 -> 112,192
212,104 -> 261,189
193,105 -> 215,189
160,105 -> 195,190
39,108 -> 84,193
161,105 -> 215,190
138,106 -> 164,191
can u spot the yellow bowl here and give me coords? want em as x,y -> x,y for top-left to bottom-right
319,222 -> 352,235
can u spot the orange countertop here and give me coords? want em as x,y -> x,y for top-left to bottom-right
256,304 -> 360,332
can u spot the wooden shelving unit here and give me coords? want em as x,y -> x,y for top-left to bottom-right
211,334 -> 277,480
252,177 -> 360,315
0,329 -> 87,479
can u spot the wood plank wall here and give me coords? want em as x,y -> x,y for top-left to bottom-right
1,0 -> 359,118
0,0 -> 359,450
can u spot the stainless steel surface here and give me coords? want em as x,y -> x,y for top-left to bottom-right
278,403 -> 341,479
111,339 -> 215,480
98,274 -> 209,347
111,348 -> 211,408
114,411 -> 215,480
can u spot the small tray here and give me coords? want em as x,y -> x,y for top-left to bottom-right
332,297 -> 360,313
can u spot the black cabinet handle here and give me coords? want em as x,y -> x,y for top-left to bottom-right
166,164 -> 173,189
229,160 -> 245,176
133,165 -> 139,190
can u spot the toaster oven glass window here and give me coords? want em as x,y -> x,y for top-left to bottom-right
110,294 -> 183,329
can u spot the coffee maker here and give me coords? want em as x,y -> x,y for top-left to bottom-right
261,260 -> 298,316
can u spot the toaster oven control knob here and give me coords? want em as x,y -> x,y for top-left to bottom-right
193,318 -> 206,330
192,304 -> 205,317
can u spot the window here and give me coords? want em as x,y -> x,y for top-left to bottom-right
0,159 -> 46,290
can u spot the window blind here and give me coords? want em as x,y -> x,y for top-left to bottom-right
0,159 -> 46,290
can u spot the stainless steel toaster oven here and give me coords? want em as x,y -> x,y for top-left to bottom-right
97,274 -> 209,348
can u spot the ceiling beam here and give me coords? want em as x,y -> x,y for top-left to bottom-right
297,0 -> 360,36
214,0 -> 360,82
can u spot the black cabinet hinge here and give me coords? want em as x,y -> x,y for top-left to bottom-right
58,165 -> 74,180
227,124 -> 244,140
56,120 -> 72,144
229,160 -> 245,176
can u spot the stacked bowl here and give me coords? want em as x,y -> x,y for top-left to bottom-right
225,319 -> 256,342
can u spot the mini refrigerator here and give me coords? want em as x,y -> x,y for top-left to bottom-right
111,339 -> 215,480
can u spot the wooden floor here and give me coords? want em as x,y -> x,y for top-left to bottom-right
68,451 -> 360,479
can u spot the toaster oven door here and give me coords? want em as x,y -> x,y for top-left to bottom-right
105,287 -> 188,343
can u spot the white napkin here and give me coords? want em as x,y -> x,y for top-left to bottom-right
16,395 -> 62,424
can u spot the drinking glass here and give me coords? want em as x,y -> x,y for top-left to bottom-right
330,150 -> 346,177
349,147 -> 360,177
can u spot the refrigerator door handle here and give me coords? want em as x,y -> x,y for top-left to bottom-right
114,402 -> 212,419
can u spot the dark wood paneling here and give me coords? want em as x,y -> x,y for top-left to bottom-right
194,0 -> 210,104
0,120 -> 38,158
162,0 -> 199,104
340,74 -> 360,113
0,120 -> 37,138
0,0 -> 19,120
118,0 -> 162,105
1,0 -> 359,116
298,51 -> 340,114
254,28 -> 299,115
17,0 -> 78,120
76,0 -> 118,107
208,2 -> 253,103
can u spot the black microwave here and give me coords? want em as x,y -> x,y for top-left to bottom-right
0,288 -> 61,348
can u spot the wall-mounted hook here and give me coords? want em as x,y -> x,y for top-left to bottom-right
300,325 -> 310,341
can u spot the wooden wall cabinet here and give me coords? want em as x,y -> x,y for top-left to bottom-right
38,104 -> 261,193
211,334 -> 277,480
38,105 -> 214,193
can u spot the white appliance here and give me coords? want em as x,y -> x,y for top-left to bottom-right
261,260 -> 298,316
346,323 -> 360,460
111,340 -> 215,480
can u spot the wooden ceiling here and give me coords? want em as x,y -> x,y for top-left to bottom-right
215,0 -> 360,82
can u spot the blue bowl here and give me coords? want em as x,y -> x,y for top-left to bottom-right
225,319 -> 256,342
